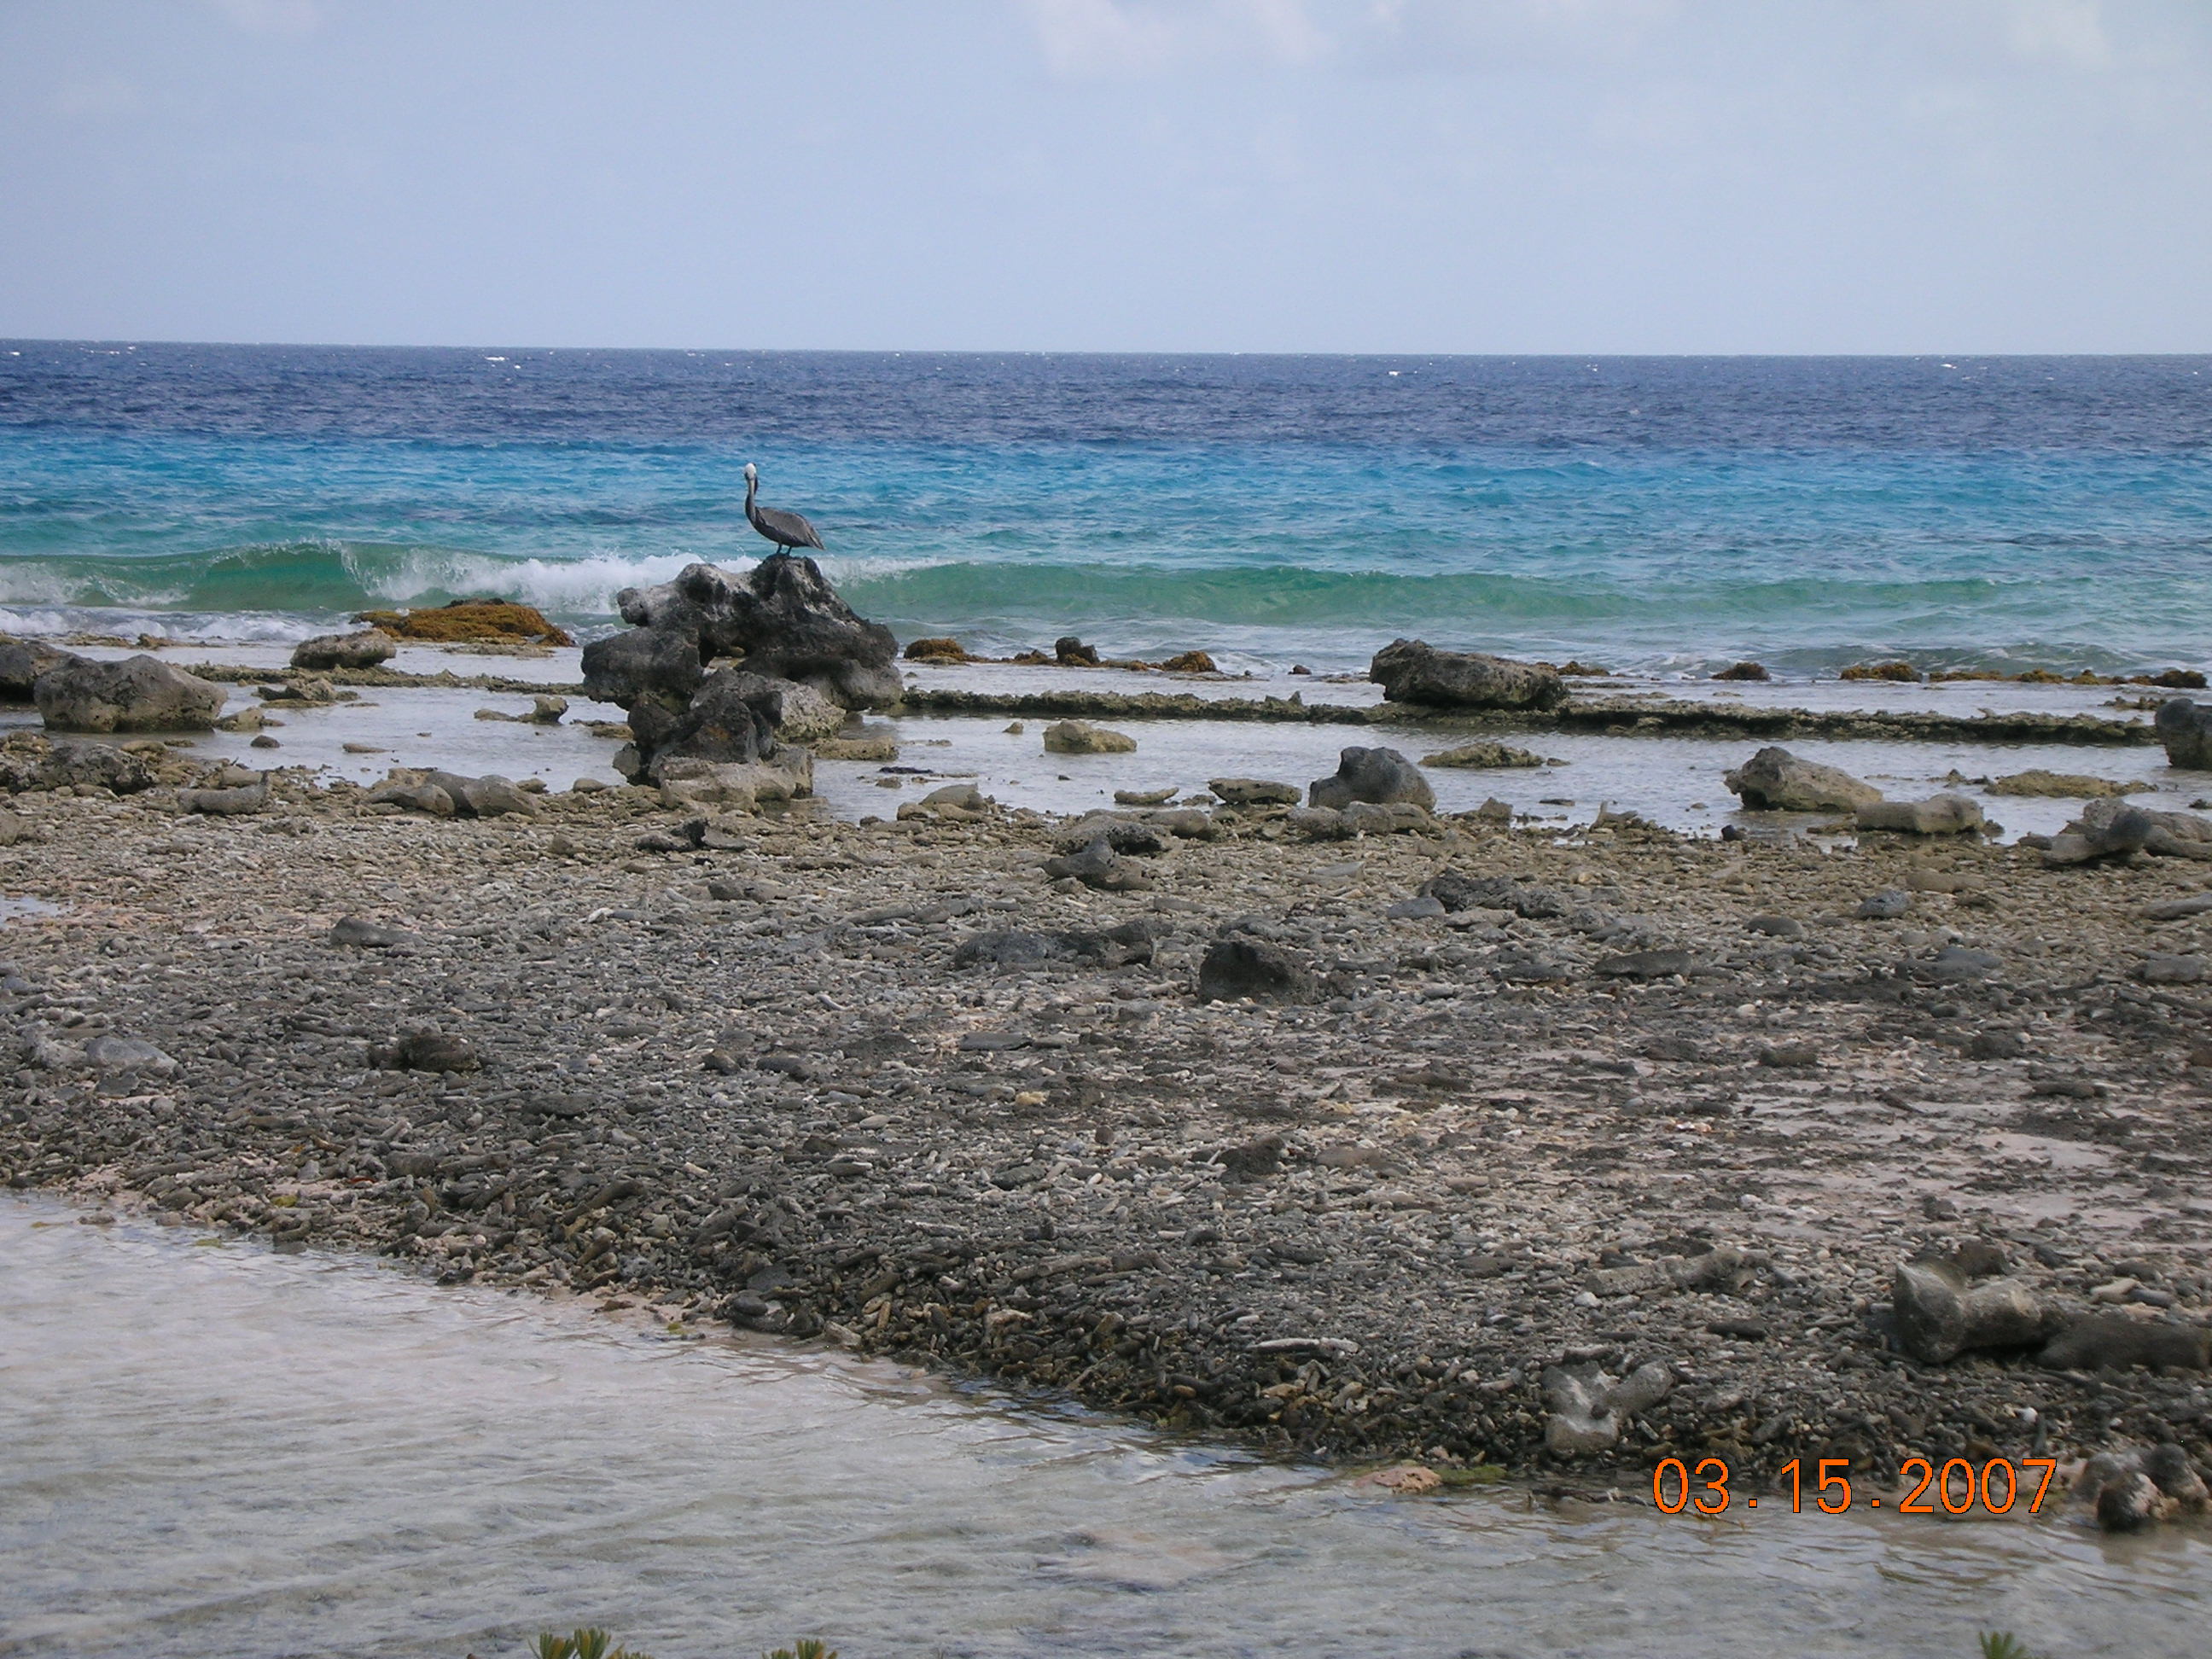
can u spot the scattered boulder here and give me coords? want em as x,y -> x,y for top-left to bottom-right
368,767 -> 538,818
1985,770 -> 2140,798
83,1034 -> 178,1075
1423,871 -> 1570,918
1197,937 -> 1318,1004
1309,746 -> 1434,812
0,736 -> 156,795
1421,742 -> 1546,769
2155,698 -> 2212,769
2078,1446 -> 2209,1532
1369,639 -> 1565,711
289,630 -> 396,672
527,695 -> 568,725
897,783 -> 993,822
1338,801 -> 1435,836
1723,746 -> 1882,812
1892,1250 -> 2051,1364
34,655 -> 224,732
1855,794 -> 1984,835
952,923 -> 1155,971
1115,787 -> 1177,806
1054,816 -> 1166,855
354,600 -> 572,645
1042,719 -> 1138,754
177,781 -> 268,816
0,636 -> 78,701
1209,777 -> 1300,807
1042,836 -> 1153,893
2040,1312 -> 2211,1372
2043,798 -> 2161,865
655,753 -> 812,813
1054,636 -> 1099,666
329,917 -> 417,949
1541,1360 -> 1673,1456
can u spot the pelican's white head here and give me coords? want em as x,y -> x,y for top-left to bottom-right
743,462 -> 758,483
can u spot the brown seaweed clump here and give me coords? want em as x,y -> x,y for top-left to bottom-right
1841,660 -> 1923,683
903,637 -> 971,663
355,599 -> 574,646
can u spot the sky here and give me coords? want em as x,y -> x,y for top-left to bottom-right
1,0 -> 2208,352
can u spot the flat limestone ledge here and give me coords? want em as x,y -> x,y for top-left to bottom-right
3,783 -> 2208,1495
897,686 -> 2157,747
171,662 -> 585,696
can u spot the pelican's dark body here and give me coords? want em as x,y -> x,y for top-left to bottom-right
743,465 -> 826,554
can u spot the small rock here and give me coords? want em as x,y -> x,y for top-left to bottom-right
1369,638 -> 1566,711
1712,661 -> 1769,681
1857,890 -> 1911,920
1420,742 -> 1546,770
1855,794 -> 1984,835
1197,938 -> 1318,1004
2039,1313 -> 2210,1371
2138,954 -> 2205,985
1724,746 -> 1882,812
329,916 -> 416,949
1040,719 -> 1138,754
1743,915 -> 1802,938
1892,1252 -> 2049,1364
290,629 -> 396,672
372,1032 -> 484,1073
2155,698 -> 2212,769
527,695 -> 568,725
1208,777 -> 1301,806
83,1035 -> 178,1075
1042,836 -> 1153,893
1594,948 -> 1695,980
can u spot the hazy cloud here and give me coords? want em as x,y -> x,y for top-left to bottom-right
49,73 -> 140,117
205,0 -> 321,38
1019,0 -> 1330,74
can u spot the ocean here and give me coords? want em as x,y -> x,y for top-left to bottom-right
3,343 -> 2209,678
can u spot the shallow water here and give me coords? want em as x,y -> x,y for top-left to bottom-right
1,1196 -> 2202,1659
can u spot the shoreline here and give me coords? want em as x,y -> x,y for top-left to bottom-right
5,768 -> 2210,1501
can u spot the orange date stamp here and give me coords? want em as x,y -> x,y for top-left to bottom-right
1653,1456 -> 2058,1516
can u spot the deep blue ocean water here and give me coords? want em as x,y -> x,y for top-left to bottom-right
2,342 -> 2208,675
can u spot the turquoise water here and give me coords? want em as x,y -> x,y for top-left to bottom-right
3,345 -> 2209,674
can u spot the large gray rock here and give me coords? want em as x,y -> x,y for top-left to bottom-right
1724,746 -> 1882,812
585,555 -> 899,710
1308,746 -> 1435,811
35,655 -> 225,732
289,630 -> 396,672
656,752 -> 813,812
368,767 -> 537,818
2156,698 -> 2212,769
2040,797 -> 2212,865
1369,638 -> 1565,711
0,637 -> 78,701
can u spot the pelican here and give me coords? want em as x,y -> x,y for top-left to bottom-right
742,463 -> 827,555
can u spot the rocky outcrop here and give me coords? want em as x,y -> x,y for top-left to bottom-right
581,556 -> 895,779
354,601 -> 572,646
1369,639 -> 1565,711
0,637 -> 77,701
2156,698 -> 2212,769
366,767 -> 538,818
655,752 -> 813,813
1209,777 -> 1299,806
289,630 -> 396,672
0,736 -> 158,795
1308,747 -> 1434,812
1420,742 -> 1546,769
1723,746 -> 1881,812
1197,937 -> 1318,1003
34,655 -> 225,732
2043,798 -> 2212,865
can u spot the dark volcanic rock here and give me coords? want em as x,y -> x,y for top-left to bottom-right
1369,639 -> 1565,711
1197,937 -> 1318,1004
1308,746 -> 1435,812
2156,698 -> 2212,769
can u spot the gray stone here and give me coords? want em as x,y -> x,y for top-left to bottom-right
177,781 -> 268,816
2044,798 -> 2159,865
1369,638 -> 1566,711
1208,777 -> 1300,806
1724,746 -> 1882,812
952,923 -> 1155,971
0,738 -> 155,795
527,695 -> 568,725
2156,698 -> 2212,769
35,655 -> 225,732
1857,890 -> 1911,919
2139,954 -> 2206,986
1197,937 -> 1318,1004
1856,794 -> 1985,835
657,752 -> 812,813
1043,836 -> 1154,893
2040,1313 -> 2211,1371
1541,1360 -> 1673,1456
0,636 -> 78,701
1893,1254 -> 2049,1363
84,1035 -> 178,1074
289,630 -> 396,672
1920,945 -> 2003,982
1595,948 -> 1696,980
1042,719 -> 1138,754
1308,746 -> 1434,812
371,1031 -> 483,1073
